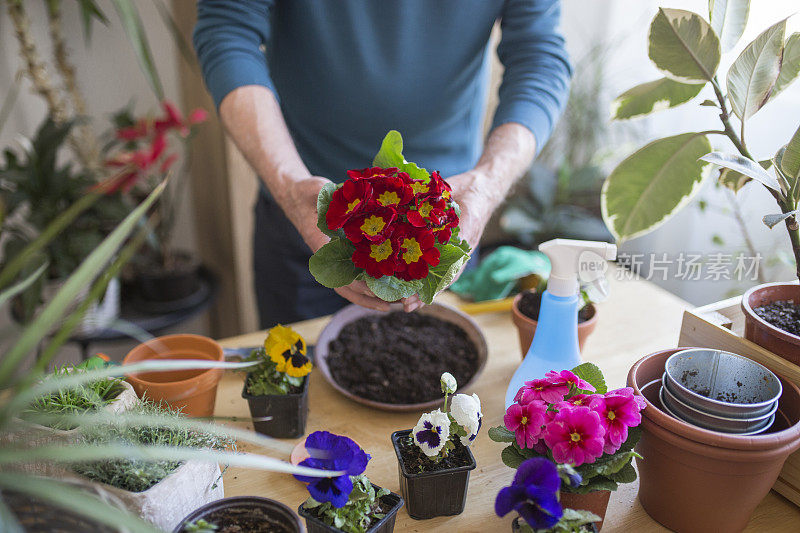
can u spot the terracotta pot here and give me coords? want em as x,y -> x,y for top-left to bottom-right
741,282 -> 800,365
242,373 -> 309,438
173,496 -> 302,533
559,490 -> 610,531
298,484 -> 403,532
123,334 -> 224,417
628,348 -> 800,533
512,291 -> 598,358
391,430 -> 476,519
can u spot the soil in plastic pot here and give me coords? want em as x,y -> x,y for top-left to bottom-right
135,252 -> 201,303
242,373 -> 309,439
174,496 -> 301,533
391,429 -> 476,519
558,490 -> 610,531
298,486 -> 402,533
326,312 -> 480,405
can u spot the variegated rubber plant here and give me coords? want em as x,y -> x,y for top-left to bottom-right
603,1 -> 800,279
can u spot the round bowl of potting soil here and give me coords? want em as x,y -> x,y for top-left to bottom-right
315,303 -> 487,411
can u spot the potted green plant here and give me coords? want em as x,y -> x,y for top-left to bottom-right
489,364 -> 644,530
496,457 -> 600,533
601,3 -> 800,363
173,496 -> 303,533
241,324 -> 313,438
296,431 -> 404,533
390,372 -> 481,519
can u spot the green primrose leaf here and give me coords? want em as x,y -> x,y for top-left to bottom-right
571,362 -> 607,394
608,461 -> 638,484
317,182 -> 343,239
364,275 -> 422,301
488,426 -> 516,443
501,445 -> 526,469
309,238 -> 359,288
570,476 -> 619,494
371,130 -> 430,182
618,425 -> 642,453
418,241 -> 471,305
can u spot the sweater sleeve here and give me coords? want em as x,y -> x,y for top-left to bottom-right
193,0 -> 276,108
492,0 -> 572,154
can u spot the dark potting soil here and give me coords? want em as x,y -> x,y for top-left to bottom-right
180,506 -> 295,533
397,432 -> 473,474
680,370 -> 759,403
326,312 -> 480,404
518,291 -> 592,323
754,299 -> 800,337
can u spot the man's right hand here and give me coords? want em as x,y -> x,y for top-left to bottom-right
287,176 -> 422,312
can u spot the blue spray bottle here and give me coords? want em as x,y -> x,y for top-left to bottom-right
505,239 -> 617,408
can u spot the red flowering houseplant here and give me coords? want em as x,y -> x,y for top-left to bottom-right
489,363 -> 645,528
310,131 -> 471,303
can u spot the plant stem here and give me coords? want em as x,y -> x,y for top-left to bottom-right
711,78 -> 755,161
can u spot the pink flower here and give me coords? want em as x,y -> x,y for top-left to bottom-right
595,388 -> 645,454
543,405 -> 605,466
504,400 -> 547,449
557,393 -> 593,408
515,378 -> 570,405
545,370 -> 596,392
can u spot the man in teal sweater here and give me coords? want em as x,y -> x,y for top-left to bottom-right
194,0 -> 571,328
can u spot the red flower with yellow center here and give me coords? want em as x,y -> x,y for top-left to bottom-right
371,176 -> 413,209
407,196 -> 448,228
394,226 -> 440,281
343,206 -> 397,243
325,179 -> 372,230
431,207 -> 460,244
347,166 -> 399,180
351,236 -> 399,278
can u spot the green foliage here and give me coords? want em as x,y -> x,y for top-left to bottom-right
700,152 -> 781,192
571,363 -> 607,394
774,33 -> 800,97
602,133 -> 712,241
317,182 -> 343,238
364,274 -> 421,301
782,125 -> 800,182
501,444 -> 526,469
71,400 -> 234,493
489,426 -> 516,443
182,519 -> 218,533
611,78 -> 703,120
111,0 -> 164,99
309,239 -> 359,288
516,508 -> 602,533
709,0 -> 750,52
302,475 -> 389,533
371,130 -> 430,182
648,8 -> 720,83
244,348 -> 304,396
417,242 -> 470,304
726,18 -> 786,121
21,366 -> 124,430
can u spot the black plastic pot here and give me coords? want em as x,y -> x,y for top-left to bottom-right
391,429 -> 476,519
134,251 -> 202,303
172,496 -> 302,533
241,372 -> 309,438
298,485 -> 403,533
512,517 -> 598,532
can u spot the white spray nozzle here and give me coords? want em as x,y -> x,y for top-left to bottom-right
538,239 -> 617,297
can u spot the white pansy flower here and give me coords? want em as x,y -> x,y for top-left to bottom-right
450,393 -> 482,447
412,409 -> 451,457
440,372 -> 457,394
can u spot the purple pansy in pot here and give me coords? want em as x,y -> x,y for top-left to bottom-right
495,457 -> 564,530
294,430 -> 370,508
412,409 -> 451,457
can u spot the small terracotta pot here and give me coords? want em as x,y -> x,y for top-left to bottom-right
173,496 -> 302,533
241,373 -> 309,438
298,485 -> 403,532
559,490 -> 610,531
391,430 -> 476,519
123,334 -> 224,417
741,282 -> 800,365
512,291 -> 598,358
628,348 -> 800,533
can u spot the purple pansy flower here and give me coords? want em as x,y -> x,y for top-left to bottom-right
294,431 -> 370,508
495,457 -> 563,530
412,409 -> 450,457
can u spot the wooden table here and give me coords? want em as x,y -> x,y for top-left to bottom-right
215,274 -> 800,532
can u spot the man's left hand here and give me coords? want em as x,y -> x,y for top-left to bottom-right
446,168 -> 491,251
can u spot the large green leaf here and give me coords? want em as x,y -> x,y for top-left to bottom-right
0,182 -> 166,388
709,0 -> 750,52
417,241 -> 470,305
501,445 -> 525,469
602,133 -> 712,241
308,238 -> 359,288
781,124 -> 800,181
648,8 -> 720,84
717,159 -> 772,192
773,33 -> 800,98
371,130 -> 430,182
726,18 -> 786,121
488,426 -> 516,443
700,152 -> 782,192
611,78 -> 704,120
112,0 -> 164,99
571,362 -> 607,394
316,182 -> 342,239
364,275 -> 422,301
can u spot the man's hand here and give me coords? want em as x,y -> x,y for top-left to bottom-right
446,169 -> 492,251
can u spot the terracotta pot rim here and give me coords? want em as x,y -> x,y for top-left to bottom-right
511,291 -> 598,329
741,281 -> 800,345
123,334 -> 224,387
628,348 -> 800,451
